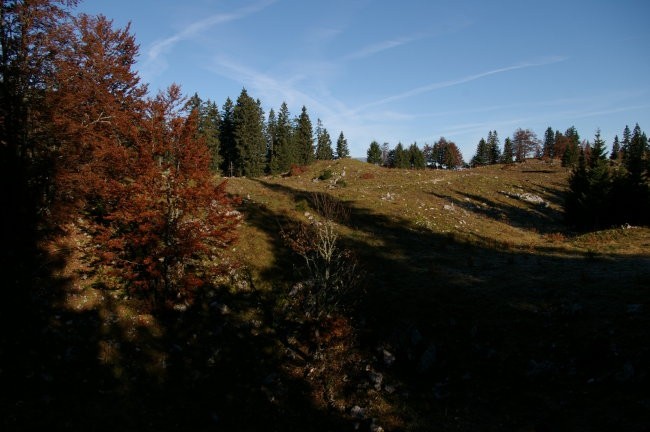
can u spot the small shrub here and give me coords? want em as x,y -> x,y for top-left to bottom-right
295,198 -> 309,212
336,179 -> 347,187
318,169 -> 333,181
290,164 -> 307,176
281,193 -> 360,321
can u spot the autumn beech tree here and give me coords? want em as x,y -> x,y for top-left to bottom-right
49,14 -> 147,216
96,86 -> 240,307
49,14 -> 239,309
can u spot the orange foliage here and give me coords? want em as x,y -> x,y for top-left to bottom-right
48,15 -> 240,309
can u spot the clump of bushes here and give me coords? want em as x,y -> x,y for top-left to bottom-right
318,169 -> 333,181
289,164 -> 307,177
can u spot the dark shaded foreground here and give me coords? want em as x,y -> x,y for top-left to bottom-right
1,174 -> 649,431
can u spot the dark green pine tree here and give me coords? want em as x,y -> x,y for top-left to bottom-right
487,130 -> 501,164
336,131 -> 350,159
610,135 -> 621,161
219,97 -> 237,176
409,143 -> 426,169
543,127 -> 555,159
184,94 -> 222,173
295,106 -> 314,165
587,130 -> 612,227
265,108 -> 277,172
561,126 -> 581,168
621,124 -> 632,160
565,148 -> 590,227
501,137 -> 514,164
625,123 -> 647,183
271,102 -> 294,174
233,89 -> 266,177
203,100 -> 222,173
615,124 -> 650,226
367,140 -> 382,164
393,142 -> 409,168
315,119 -> 334,160
471,138 -> 488,167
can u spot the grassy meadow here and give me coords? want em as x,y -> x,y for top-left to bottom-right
5,159 -> 649,431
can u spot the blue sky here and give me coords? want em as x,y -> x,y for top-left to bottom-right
78,0 -> 650,160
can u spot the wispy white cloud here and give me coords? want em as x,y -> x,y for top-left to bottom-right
342,35 -> 420,60
352,56 -> 569,113
209,56 -> 349,119
142,0 -> 277,76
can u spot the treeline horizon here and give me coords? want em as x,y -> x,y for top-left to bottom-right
186,90 -> 351,178
365,124 -> 646,170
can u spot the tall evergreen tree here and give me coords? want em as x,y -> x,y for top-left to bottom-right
621,124 -> 632,159
203,100 -> 222,173
393,142 -> 409,168
471,138 -> 489,167
219,97 -> 236,176
183,94 -> 222,173
560,126 -> 581,168
367,141 -> 382,164
625,123 -> 647,182
233,88 -> 266,177
295,106 -> 314,165
409,143 -> 426,169
501,137 -> 514,164
565,148 -> 590,227
487,130 -> 501,164
265,108 -> 277,172
543,127 -> 555,159
610,135 -> 621,160
336,131 -> 350,159
271,102 -> 293,174
315,119 -> 334,160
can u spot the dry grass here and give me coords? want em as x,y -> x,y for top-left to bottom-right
223,159 -> 650,431
8,159 -> 648,431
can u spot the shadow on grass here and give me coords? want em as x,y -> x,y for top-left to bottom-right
430,187 -> 565,234
249,178 -> 650,431
1,177 -> 351,430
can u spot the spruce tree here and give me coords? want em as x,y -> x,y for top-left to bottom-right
543,127 -> 555,159
367,141 -> 382,164
393,142 -> 409,168
272,102 -> 293,173
219,97 -> 236,176
565,148 -> 589,227
621,124 -> 632,159
409,143 -> 426,169
501,137 -> 514,164
471,138 -> 488,167
295,106 -> 314,165
315,119 -> 334,160
625,123 -> 647,182
336,131 -> 350,159
487,130 -> 501,164
610,135 -> 621,160
203,100 -> 222,173
266,108 -> 277,172
233,89 -> 266,177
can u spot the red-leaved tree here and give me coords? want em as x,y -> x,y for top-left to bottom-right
49,14 -> 239,309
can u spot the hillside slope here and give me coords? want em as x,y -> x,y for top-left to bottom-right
226,159 -> 650,431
